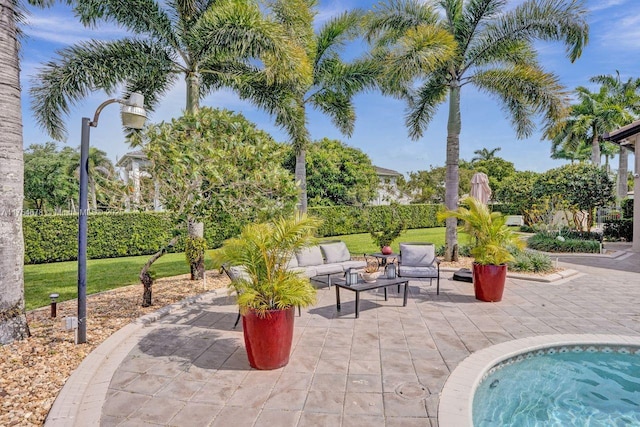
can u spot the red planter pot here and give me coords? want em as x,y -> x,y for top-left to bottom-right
472,263 -> 507,302
242,306 -> 295,370
381,245 -> 393,255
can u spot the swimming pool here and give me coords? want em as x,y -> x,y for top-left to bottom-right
438,335 -> 640,426
473,346 -> 640,426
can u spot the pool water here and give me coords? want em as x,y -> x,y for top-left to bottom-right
473,350 -> 640,426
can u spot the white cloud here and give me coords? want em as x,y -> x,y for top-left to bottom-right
22,13 -> 129,46
589,0 -> 628,12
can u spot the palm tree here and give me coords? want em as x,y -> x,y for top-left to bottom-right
366,0 -> 589,261
69,147 -> 116,211
546,86 -> 630,167
591,72 -> 640,200
550,139 -> 591,163
472,147 -> 501,163
0,0 -> 47,344
235,1 -> 382,213
30,0 -> 310,279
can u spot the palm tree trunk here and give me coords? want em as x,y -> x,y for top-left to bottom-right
295,149 -> 307,213
444,82 -> 461,262
617,146 -> 629,201
0,0 -> 30,344
185,72 -> 206,278
591,129 -> 600,166
90,178 -> 97,211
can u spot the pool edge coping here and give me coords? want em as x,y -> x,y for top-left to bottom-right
437,334 -> 640,427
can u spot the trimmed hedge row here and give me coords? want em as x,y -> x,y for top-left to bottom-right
24,204 -> 444,264
24,212 -> 176,264
309,204 -> 444,237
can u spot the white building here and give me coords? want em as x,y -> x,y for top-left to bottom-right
372,166 -> 411,205
115,151 -> 162,211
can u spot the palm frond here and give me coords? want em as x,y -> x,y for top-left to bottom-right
365,0 -> 439,45
192,0 -> 311,87
30,39 -> 176,140
315,9 -> 364,68
308,90 -> 355,136
468,0 -> 588,70
73,0 -> 179,47
405,71 -> 449,140
470,64 -> 569,138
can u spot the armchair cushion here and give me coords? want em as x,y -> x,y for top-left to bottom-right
399,265 -> 438,278
399,243 -> 436,267
319,241 -> 351,264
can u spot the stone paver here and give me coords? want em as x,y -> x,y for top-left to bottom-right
44,251 -> 640,426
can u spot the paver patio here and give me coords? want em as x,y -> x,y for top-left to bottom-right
46,251 -> 640,426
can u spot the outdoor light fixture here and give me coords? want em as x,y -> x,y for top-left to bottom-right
76,93 -> 146,344
49,293 -> 59,318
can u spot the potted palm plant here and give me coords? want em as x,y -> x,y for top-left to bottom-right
440,197 -> 523,302
212,214 -> 320,369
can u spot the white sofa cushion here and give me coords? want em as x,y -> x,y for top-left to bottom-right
296,246 -> 324,267
319,241 -> 351,264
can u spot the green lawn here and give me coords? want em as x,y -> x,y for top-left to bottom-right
24,227 -> 466,310
24,253 -> 214,311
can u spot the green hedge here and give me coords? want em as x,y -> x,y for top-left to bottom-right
24,212 -> 178,264
24,204 -> 444,264
603,219 -> 633,242
309,204 -> 444,237
490,203 -> 521,215
526,233 -> 601,253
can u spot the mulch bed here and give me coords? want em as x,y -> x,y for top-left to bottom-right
0,272 -> 229,426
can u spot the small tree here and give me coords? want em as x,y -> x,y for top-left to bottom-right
284,138 -> 379,207
132,108 -> 298,305
533,164 -> 614,231
494,171 -> 540,225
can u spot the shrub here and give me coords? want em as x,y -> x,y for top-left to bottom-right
622,198 -> 633,219
436,244 -> 472,257
526,233 -> 601,253
508,250 -> 553,273
558,229 -> 603,242
603,219 -> 633,242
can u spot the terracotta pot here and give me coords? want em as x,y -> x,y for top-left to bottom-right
242,306 -> 295,370
472,263 -> 507,302
381,245 -> 393,255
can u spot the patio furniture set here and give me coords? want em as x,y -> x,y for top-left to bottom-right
225,241 -> 440,319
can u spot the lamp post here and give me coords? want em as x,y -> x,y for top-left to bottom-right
77,93 -> 146,344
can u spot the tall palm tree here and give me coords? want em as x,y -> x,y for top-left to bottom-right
0,0 -> 28,344
30,0 -> 310,278
472,147 -> 501,163
235,0 -> 382,213
591,72 -> 640,200
366,0 -> 589,261
0,0 -> 50,344
546,86 -> 630,167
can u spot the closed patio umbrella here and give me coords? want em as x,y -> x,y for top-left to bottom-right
470,172 -> 492,204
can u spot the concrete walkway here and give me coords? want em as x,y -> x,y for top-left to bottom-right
46,252 -> 640,427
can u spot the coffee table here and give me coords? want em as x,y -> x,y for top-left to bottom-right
332,276 -> 409,318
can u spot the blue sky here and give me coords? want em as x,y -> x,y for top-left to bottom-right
19,0 -> 639,176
